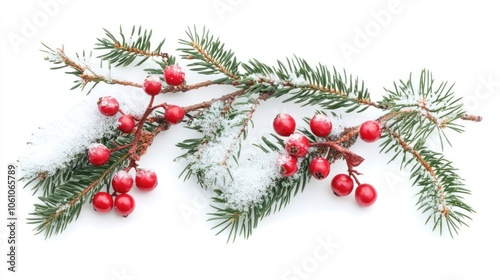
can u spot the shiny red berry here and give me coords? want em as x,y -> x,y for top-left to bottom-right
355,183 -> 377,207
97,96 -> 120,116
114,193 -> 135,217
112,171 -> 134,194
92,192 -> 113,213
165,105 -> 185,124
118,115 -> 135,133
310,114 -> 332,137
309,157 -> 330,180
278,154 -> 298,177
88,143 -> 111,166
135,169 -> 157,191
273,113 -> 296,136
163,65 -> 185,86
330,174 -> 354,196
285,133 -> 310,157
143,76 -> 162,96
359,120 -> 382,143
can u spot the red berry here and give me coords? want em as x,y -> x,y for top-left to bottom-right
97,96 -> 120,116
143,76 -> 162,96
135,169 -> 157,191
273,113 -> 296,136
92,192 -> 113,213
165,105 -> 185,124
285,133 -> 310,157
118,115 -> 135,133
309,114 -> 332,137
163,65 -> 185,86
278,154 -> 298,177
112,171 -> 134,194
114,193 -> 135,217
309,157 -> 330,180
355,183 -> 377,207
359,120 -> 382,143
330,174 -> 354,196
88,143 -> 111,166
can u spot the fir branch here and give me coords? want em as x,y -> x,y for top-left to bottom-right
208,151 -> 311,242
42,45 -> 142,93
241,56 -> 375,113
26,119 -> 163,237
380,70 -> 466,148
380,126 -> 474,237
28,142 -> 130,238
95,25 -> 167,67
178,26 -> 241,82
23,153 -> 87,197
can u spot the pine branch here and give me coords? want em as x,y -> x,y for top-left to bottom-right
42,45 -> 142,93
241,56 -> 375,113
207,140 -> 311,242
22,153 -> 87,197
28,141 -> 130,238
95,25 -> 167,67
26,118 -> 163,237
380,70 -> 466,149
178,26 -> 241,82
32,25 -> 483,241
380,127 -> 474,237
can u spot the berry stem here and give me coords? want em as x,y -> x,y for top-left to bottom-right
310,141 -> 364,167
128,95 -> 157,162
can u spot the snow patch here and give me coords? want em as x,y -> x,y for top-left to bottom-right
186,101 -> 282,211
19,91 -> 149,178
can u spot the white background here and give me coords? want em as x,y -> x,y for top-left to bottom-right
1,0 -> 499,279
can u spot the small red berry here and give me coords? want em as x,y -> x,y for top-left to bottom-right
112,171 -> 134,194
309,114 -> 332,137
135,169 -> 157,191
118,115 -> 135,133
309,157 -> 330,180
97,96 -> 120,116
355,183 -> 377,207
273,113 -> 296,136
88,143 -> 111,166
163,65 -> 185,86
92,192 -> 113,213
359,120 -> 382,143
285,133 -> 310,157
278,154 -> 298,177
143,76 -> 162,96
114,193 -> 135,217
165,105 -> 185,124
330,174 -> 354,196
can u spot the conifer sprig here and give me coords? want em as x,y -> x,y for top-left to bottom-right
27,25 -> 481,240
95,25 -> 167,67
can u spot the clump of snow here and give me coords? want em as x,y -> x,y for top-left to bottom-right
247,72 -> 308,87
19,91 -> 149,178
186,101 -> 282,211
392,88 -> 452,127
330,116 -> 345,137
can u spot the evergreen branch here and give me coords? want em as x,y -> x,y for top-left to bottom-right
28,143 -> 130,238
380,70 -> 467,148
26,119 -> 162,238
42,45 -> 142,93
95,25 -> 167,67
241,56 -> 375,113
208,152 -> 311,242
380,126 -> 474,237
22,154 -> 87,197
178,26 -> 241,81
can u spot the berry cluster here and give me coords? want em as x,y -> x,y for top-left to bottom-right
88,65 -> 187,216
92,168 -> 158,217
274,113 -> 382,207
